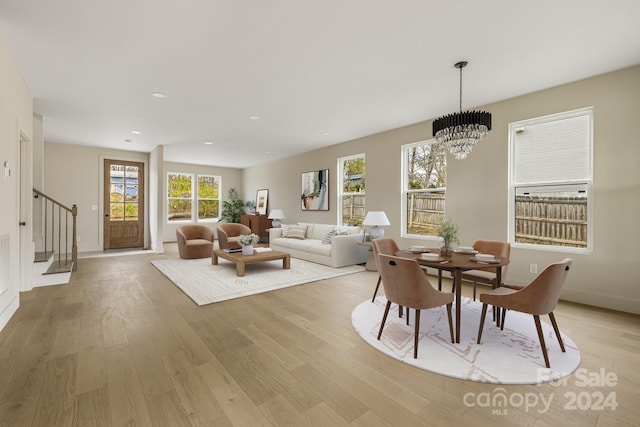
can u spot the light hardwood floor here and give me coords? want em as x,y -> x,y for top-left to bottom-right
1,244 -> 638,426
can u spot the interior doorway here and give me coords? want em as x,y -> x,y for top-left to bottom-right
103,159 -> 145,249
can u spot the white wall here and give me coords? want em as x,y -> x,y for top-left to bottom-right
0,38 -> 33,330
243,65 -> 640,314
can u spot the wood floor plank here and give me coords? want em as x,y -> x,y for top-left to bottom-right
146,390 -> 197,427
290,363 -> 367,422
162,350 -> 223,424
50,318 -> 82,358
73,387 -> 111,427
303,402 -> 352,427
31,354 -> 77,427
197,360 -> 275,427
101,306 -> 129,348
237,323 -> 306,371
74,344 -> 106,395
258,395 -> 308,427
106,353 -> 153,426
128,336 -> 174,398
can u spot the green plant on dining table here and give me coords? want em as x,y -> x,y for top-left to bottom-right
437,217 -> 459,253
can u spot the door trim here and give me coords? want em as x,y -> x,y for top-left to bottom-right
99,155 -> 149,251
19,131 -> 33,292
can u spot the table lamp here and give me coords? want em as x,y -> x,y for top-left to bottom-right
362,211 -> 390,239
268,209 -> 285,227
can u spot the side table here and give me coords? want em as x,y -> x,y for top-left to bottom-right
357,241 -> 377,271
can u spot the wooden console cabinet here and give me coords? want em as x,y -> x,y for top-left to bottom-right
240,214 -> 273,243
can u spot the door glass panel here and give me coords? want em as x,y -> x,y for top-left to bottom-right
125,203 -> 138,220
110,203 -> 124,221
125,185 -> 138,201
110,183 -> 124,202
125,166 -> 138,179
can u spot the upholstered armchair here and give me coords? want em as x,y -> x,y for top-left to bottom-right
217,223 -> 252,250
176,224 -> 214,259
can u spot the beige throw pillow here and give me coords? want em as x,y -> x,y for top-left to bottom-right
287,225 -> 307,240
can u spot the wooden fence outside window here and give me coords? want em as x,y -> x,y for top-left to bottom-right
342,193 -> 587,248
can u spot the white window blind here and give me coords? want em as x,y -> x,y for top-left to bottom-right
513,113 -> 591,184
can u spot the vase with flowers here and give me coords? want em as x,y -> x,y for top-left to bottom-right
238,233 -> 260,255
437,217 -> 459,256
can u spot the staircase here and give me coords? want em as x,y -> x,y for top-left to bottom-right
32,189 -> 77,286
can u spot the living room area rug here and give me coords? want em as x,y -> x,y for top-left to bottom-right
352,296 -> 581,384
151,256 -> 365,306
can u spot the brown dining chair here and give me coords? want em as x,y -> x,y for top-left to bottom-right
461,240 -> 511,301
477,258 -> 572,368
377,254 -> 454,359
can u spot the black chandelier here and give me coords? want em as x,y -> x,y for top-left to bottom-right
432,61 -> 492,159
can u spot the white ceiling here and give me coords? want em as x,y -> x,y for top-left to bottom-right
1,0 -> 639,168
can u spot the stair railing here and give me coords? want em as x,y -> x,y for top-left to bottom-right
33,189 -> 78,272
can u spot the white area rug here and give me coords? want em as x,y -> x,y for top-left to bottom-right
352,296 -> 581,384
151,257 -> 365,306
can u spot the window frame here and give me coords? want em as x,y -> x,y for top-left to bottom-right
337,153 -> 366,226
401,139 -> 447,241
166,172 -> 222,223
507,107 -> 594,254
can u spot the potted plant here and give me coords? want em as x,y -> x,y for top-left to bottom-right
220,187 -> 252,223
238,233 -> 260,255
437,217 -> 459,256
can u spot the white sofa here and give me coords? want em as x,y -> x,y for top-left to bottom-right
269,223 -> 368,268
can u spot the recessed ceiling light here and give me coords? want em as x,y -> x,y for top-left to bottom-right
204,141 -> 213,145
151,92 -> 166,98
249,115 -> 261,120
131,130 -> 141,135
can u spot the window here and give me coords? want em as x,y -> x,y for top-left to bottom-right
167,173 -> 193,222
338,154 -> 365,226
508,107 -> 593,252
167,173 -> 222,222
197,175 -> 220,220
401,140 -> 447,238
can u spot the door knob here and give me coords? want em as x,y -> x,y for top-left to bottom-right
19,221 -> 26,226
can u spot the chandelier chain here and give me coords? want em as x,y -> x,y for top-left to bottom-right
459,64 -> 463,112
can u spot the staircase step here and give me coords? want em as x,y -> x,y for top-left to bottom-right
45,260 -> 74,275
34,251 -> 54,262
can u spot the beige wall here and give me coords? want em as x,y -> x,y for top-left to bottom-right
162,161 -> 243,242
0,38 -> 32,329
244,65 -> 640,314
43,142 -> 150,252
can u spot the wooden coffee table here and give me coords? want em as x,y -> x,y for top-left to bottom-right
211,249 -> 290,277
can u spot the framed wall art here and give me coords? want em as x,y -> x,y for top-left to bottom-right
301,169 -> 329,211
255,189 -> 269,215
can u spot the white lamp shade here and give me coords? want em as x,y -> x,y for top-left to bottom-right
362,211 -> 390,226
268,209 -> 285,220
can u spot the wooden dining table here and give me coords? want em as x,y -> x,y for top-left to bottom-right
396,249 -> 509,343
